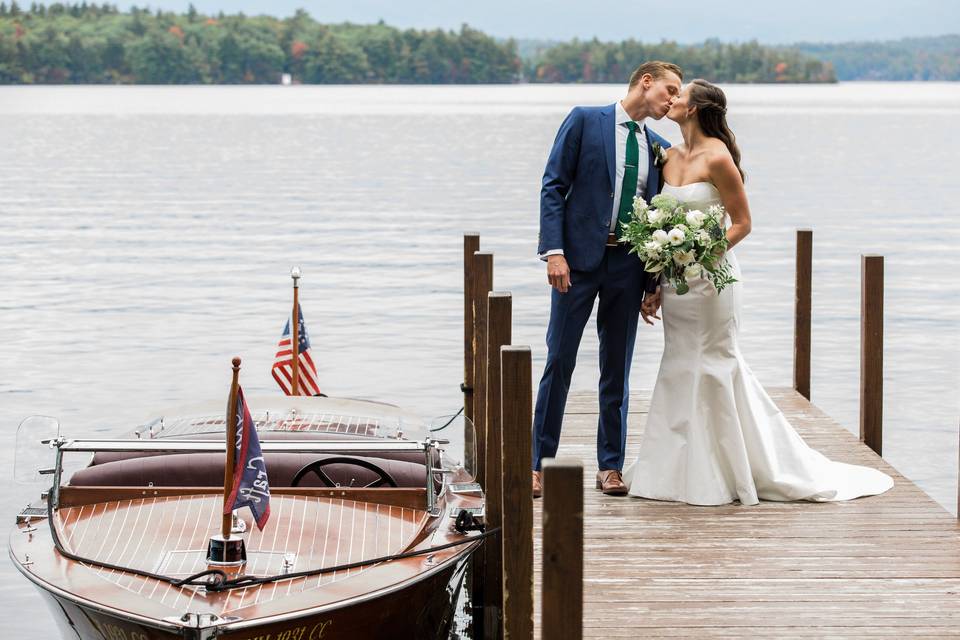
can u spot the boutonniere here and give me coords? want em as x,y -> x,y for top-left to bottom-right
652,142 -> 668,167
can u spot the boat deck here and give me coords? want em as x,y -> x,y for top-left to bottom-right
55,494 -> 425,617
532,388 -> 960,638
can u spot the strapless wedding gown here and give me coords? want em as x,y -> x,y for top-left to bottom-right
623,181 -> 893,505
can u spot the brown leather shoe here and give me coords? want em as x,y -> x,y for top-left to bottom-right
596,470 -> 628,496
532,471 -> 543,499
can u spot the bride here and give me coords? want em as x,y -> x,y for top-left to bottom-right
623,79 -> 894,506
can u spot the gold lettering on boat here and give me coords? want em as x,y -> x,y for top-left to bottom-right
309,620 -> 334,639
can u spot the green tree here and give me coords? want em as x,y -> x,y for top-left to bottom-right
124,29 -> 201,83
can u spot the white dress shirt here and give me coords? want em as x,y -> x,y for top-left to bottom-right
540,100 -> 649,260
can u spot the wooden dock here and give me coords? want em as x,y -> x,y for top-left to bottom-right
530,388 -> 960,638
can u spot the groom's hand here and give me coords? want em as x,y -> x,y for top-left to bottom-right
547,255 -> 571,293
640,287 -> 662,325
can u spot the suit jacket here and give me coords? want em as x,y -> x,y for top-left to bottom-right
538,103 -> 670,280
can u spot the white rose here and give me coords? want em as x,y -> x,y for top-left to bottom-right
643,240 -> 661,256
646,209 -> 665,226
684,264 -> 702,279
695,230 -> 711,245
685,210 -> 706,228
652,229 -> 669,245
673,250 -> 695,266
667,228 -> 686,246
708,204 -> 725,221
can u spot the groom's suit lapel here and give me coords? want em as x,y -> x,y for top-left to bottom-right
644,127 -> 660,204
599,104 -> 616,192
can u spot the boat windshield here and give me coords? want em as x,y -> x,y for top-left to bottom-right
131,395 -> 478,480
136,396 -> 431,440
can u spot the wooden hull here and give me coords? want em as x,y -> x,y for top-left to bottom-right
25,550 -> 469,640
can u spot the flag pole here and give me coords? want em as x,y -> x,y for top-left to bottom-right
222,356 -> 241,539
291,267 -> 301,396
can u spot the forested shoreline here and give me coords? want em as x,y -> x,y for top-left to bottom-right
796,35 -> 960,81
0,3 -> 952,85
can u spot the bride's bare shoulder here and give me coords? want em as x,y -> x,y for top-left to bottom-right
705,144 -> 742,186
705,141 -> 735,169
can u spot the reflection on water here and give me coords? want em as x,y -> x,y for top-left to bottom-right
0,83 -> 958,637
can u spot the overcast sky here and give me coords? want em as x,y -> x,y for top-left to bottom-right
120,0 -> 959,43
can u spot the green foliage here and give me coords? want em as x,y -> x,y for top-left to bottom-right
526,38 -> 836,83
796,35 -> 960,81
18,4 -> 949,84
0,3 -> 522,83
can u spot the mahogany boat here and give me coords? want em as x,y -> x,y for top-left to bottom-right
9,395 -> 487,640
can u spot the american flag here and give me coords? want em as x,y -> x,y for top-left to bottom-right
224,386 -> 270,530
271,303 -> 322,396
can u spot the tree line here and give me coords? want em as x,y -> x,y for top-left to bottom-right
526,38 -> 835,83
0,3 -> 521,83
796,35 -> 960,81
0,3 -> 849,84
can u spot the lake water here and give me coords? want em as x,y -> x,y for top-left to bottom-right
1,82 -> 958,636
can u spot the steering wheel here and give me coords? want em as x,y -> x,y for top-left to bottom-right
291,457 -> 399,488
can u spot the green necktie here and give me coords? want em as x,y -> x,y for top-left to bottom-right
615,121 -> 640,240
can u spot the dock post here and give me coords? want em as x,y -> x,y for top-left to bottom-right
860,254 -> 884,456
793,229 -> 813,400
469,250 -> 494,638
472,252 -> 494,489
541,458 -> 583,640
501,346 -> 534,640
463,234 -> 480,428
484,292 -> 512,638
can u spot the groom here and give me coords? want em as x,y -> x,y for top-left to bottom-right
532,61 -> 682,497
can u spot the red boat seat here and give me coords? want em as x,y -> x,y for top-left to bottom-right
90,431 -> 436,469
69,452 -> 430,489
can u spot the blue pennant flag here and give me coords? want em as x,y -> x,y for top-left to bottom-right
223,386 -> 271,530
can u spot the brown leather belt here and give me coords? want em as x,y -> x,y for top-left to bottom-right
605,233 -> 618,247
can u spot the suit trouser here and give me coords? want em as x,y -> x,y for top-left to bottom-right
532,244 -> 645,471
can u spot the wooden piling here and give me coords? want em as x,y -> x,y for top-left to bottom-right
541,458 -> 583,640
484,292 -> 512,638
472,251 -> 494,489
793,229 -> 812,400
463,234 -> 480,424
860,254 -> 884,456
501,345 -> 533,640
468,248 -> 492,639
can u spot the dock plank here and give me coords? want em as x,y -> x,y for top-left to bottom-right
531,387 -> 960,638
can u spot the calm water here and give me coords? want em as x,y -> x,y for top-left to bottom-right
1,83 -> 958,635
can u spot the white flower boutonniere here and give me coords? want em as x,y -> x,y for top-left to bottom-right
652,142 -> 668,167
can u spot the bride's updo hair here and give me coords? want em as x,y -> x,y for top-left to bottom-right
688,79 -> 745,181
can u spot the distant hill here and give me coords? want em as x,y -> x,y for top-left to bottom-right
795,35 -> 960,80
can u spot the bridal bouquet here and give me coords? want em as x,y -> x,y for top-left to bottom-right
620,193 -> 737,295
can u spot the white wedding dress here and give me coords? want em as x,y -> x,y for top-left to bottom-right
624,181 -> 894,506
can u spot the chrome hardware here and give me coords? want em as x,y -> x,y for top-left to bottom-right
230,513 -> 247,534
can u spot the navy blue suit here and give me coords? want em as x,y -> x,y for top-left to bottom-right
533,104 -> 670,472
